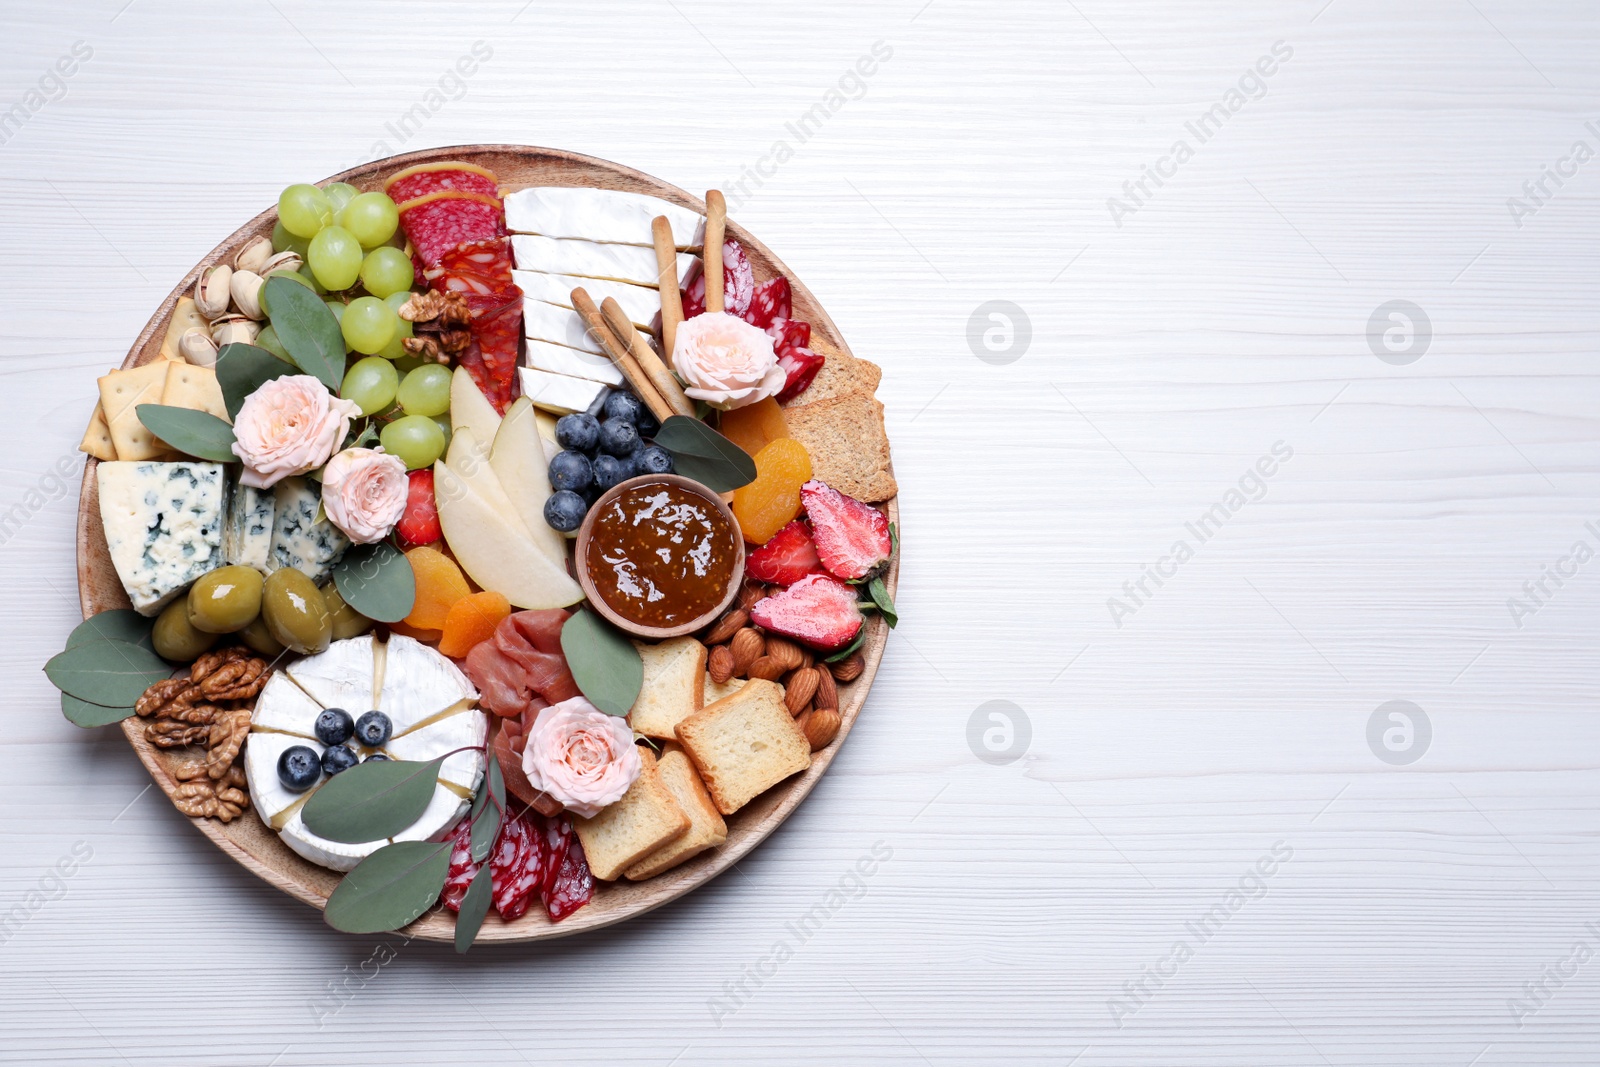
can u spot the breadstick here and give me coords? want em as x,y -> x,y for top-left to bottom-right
601,297 -> 695,419
704,190 -> 726,314
653,215 -> 685,361
569,287 -> 672,423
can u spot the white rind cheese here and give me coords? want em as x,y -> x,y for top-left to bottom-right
522,299 -> 648,356
504,187 -> 704,249
96,460 -> 225,615
511,270 -> 661,331
269,477 -> 350,583
285,634 -> 377,714
524,340 -> 624,387
517,367 -> 610,416
223,481 -> 275,574
378,634 -> 479,735
511,234 -> 696,287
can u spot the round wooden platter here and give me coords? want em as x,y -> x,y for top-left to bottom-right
74,145 -> 898,944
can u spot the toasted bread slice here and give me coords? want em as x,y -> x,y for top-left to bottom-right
788,342 -> 881,405
782,388 -> 896,503
702,674 -> 745,707
674,679 -> 811,815
574,747 -> 689,881
625,748 -> 728,880
627,637 -> 707,740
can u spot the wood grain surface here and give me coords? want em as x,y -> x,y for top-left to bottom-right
3,0 -> 1599,1063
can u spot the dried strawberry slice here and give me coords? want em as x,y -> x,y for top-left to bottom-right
774,345 -> 825,403
440,819 -> 478,913
745,276 -> 791,329
490,808 -> 543,921
749,573 -> 864,651
545,835 -> 594,922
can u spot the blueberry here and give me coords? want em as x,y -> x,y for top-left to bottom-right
548,450 -> 593,492
555,412 -> 600,452
604,392 -> 645,424
633,444 -> 674,475
592,452 -> 633,490
314,707 -> 355,746
544,490 -> 588,533
321,745 -> 359,776
599,417 -> 640,456
277,746 -> 321,792
354,710 -> 393,747
363,753 -> 390,763
635,406 -> 661,439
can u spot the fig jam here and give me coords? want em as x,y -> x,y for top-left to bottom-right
585,481 -> 737,629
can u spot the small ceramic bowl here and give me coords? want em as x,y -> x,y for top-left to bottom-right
574,474 -> 746,640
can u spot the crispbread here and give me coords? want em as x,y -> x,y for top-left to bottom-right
791,340 -> 882,405
574,746 -> 690,881
783,390 -> 896,503
97,361 -> 173,461
160,361 -> 230,422
79,402 -> 115,461
674,679 -> 811,815
627,637 -> 707,740
624,748 -> 727,880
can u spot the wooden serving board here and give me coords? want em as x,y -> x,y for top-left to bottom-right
73,145 -> 898,944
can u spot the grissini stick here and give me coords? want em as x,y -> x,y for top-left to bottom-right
601,296 -> 695,419
569,287 -> 673,423
653,215 -> 685,361
703,190 -> 726,314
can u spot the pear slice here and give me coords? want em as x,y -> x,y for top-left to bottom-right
450,365 -> 501,449
535,410 -> 561,464
432,460 -> 582,609
445,424 -> 532,536
489,398 -> 568,566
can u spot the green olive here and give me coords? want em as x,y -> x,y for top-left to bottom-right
262,568 -> 332,654
239,615 -> 285,658
320,582 -> 374,640
187,566 -> 265,634
153,598 -> 219,662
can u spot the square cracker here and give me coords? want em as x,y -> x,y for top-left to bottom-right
674,679 -> 811,816
782,390 -> 897,503
573,747 -> 689,881
79,403 -> 116,461
624,748 -> 727,880
97,361 -> 172,461
161,361 -> 230,422
159,297 -> 208,362
627,637 -> 707,740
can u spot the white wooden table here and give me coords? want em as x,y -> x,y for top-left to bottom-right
2,1 -> 1597,1063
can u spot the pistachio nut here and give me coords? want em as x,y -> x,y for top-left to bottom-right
260,250 -> 303,276
209,313 -> 260,347
232,235 -> 274,275
230,270 -> 266,320
194,264 -> 233,320
178,327 -> 220,367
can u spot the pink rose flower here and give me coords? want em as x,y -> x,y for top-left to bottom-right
231,375 -> 360,489
671,311 -> 786,410
321,447 -> 408,544
521,697 -> 640,819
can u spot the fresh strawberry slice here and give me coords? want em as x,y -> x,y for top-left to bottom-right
774,345 -> 825,404
746,520 -> 826,585
749,574 -> 863,650
801,480 -> 891,581
396,469 -> 441,547
744,276 -> 791,329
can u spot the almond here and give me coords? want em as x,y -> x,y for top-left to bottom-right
765,637 -> 804,672
703,608 -> 748,646
799,706 -> 841,751
708,644 -> 735,685
737,580 -> 768,610
747,655 -> 786,682
830,653 -> 865,684
800,650 -> 814,670
784,667 -> 820,715
814,667 -> 838,710
730,628 -> 764,676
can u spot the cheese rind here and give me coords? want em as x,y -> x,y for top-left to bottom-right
524,340 -> 624,387
378,634 -> 479,735
517,367 -> 609,417
223,481 -> 275,573
504,187 -> 704,248
269,477 -> 349,582
96,461 -> 225,615
511,270 -> 660,330
511,234 -> 695,287
522,299 -> 643,356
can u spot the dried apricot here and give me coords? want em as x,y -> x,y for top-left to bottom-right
388,620 -> 444,644
403,545 -> 471,630
732,438 -> 812,545
438,591 -> 512,658
719,397 -> 789,459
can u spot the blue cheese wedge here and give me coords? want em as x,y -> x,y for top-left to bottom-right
503,187 -> 704,249
517,367 -> 610,416
511,234 -> 696,287
269,477 -> 349,583
96,461 -> 225,615
222,481 -> 275,573
511,270 -> 661,331
524,339 -> 624,387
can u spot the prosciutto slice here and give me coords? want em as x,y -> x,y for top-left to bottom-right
465,609 -> 580,717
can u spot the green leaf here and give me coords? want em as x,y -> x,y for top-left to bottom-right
61,692 -> 135,728
66,610 -> 153,652
45,639 -> 171,706
470,755 -> 504,864
560,609 -> 643,716
867,577 -> 898,628
265,275 -> 345,393
324,840 -> 452,935
653,415 -> 757,492
136,405 -> 237,463
454,865 -> 493,953
333,541 -> 415,624
823,629 -> 866,664
215,343 -> 297,419
301,757 -> 445,844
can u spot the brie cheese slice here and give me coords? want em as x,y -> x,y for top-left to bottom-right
524,340 -> 624,387
517,367 -> 610,416
512,234 -> 696,288
511,270 -> 661,330
503,187 -> 704,249
523,299 -> 648,356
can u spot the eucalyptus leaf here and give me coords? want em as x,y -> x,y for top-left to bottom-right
45,639 -> 171,706
61,692 -> 135,728
867,577 -> 898,629
66,610 -> 153,652
301,757 -> 444,844
333,541 -> 415,624
324,840 -> 452,935
823,629 -> 867,664
454,865 -> 493,954
136,405 -> 237,463
653,415 -> 757,492
264,275 -> 345,393
561,609 -> 643,716
215,343 -> 296,419
470,756 -> 504,864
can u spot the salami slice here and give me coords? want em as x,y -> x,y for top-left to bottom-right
545,835 -> 594,922
385,162 -> 499,205
767,318 -> 810,351
538,814 -> 571,904
440,819 -> 478,913
423,239 -> 522,413
775,345 -> 825,403
398,191 -> 507,268
722,239 -> 755,318
745,275 -> 791,329
490,808 -> 543,921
